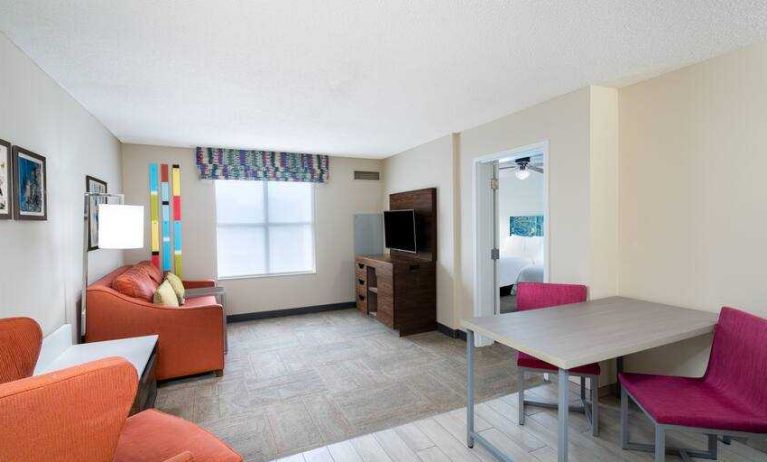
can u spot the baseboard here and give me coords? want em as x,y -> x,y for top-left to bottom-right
437,323 -> 467,341
227,301 -> 356,323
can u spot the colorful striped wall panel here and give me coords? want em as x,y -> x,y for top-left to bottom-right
149,163 -> 161,269
148,162 -> 184,275
172,164 -> 183,277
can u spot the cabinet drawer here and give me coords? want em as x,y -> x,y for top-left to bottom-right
355,276 -> 367,290
356,292 -> 367,312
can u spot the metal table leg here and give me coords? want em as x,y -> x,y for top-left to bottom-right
466,328 -> 515,462
616,356 -> 624,396
467,329 -> 475,448
558,368 -> 570,462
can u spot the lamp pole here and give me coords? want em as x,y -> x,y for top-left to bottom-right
80,192 -> 124,343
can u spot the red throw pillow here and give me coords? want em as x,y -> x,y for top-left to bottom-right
134,260 -> 163,284
112,267 -> 158,301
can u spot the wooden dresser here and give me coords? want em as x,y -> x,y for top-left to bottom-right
355,254 -> 436,336
355,187 -> 438,336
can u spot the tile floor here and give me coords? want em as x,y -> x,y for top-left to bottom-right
156,309 -> 530,461
270,383 -> 767,462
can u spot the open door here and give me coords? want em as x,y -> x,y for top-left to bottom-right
473,160 -> 499,346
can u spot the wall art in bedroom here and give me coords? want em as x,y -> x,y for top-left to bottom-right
0,139 -> 12,220
12,146 -> 47,221
510,215 -> 543,237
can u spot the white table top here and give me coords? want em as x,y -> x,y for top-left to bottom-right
35,335 -> 158,377
462,296 -> 718,370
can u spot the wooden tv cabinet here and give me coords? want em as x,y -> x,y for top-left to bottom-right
355,254 -> 436,336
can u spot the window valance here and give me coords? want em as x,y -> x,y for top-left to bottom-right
195,147 -> 329,183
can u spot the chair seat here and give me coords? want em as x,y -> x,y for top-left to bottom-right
114,409 -> 242,462
620,372 -> 767,433
517,351 -> 601,376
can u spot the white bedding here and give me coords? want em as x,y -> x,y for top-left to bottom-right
499,256 -> 534,287
498,235 -> 544,287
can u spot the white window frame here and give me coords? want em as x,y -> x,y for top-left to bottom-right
216,180 -> 317,280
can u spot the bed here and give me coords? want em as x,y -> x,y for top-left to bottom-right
499,235 -> 544,287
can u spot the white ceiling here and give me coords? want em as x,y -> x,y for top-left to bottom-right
1,1 -> 766,158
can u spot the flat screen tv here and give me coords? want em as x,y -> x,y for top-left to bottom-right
384,209 -> 417,253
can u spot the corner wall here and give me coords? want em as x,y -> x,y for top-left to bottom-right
121,144 -> 383,315
381,134 -> 457,328
458,87 -> 595,325
619,41 -> 767,376
0,33 -> 123,335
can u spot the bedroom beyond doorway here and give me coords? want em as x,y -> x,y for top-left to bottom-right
498,153 -> 546,313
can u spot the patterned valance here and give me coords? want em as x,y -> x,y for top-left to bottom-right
195,147 -> 329,183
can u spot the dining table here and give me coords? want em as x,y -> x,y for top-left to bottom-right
462,296 -> 719,462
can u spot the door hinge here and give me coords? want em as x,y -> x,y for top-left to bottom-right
490,178 -> 499,190
490,248 -> 500,260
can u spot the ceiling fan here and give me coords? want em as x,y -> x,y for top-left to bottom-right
499,156 -> 543,180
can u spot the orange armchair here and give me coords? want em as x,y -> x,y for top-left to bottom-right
86,265 -> 225,380
0,317 -> 42,383
0,357 -> 241,462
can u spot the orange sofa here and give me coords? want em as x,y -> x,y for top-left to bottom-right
0,317 -> 241,462
86,264 -> 225,380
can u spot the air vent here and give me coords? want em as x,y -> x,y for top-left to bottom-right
354,171 -> 380,181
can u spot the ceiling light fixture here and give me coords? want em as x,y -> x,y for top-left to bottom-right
515,166 -> 531,180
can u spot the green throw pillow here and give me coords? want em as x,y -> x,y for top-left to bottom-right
153,280 -> 180,307
165,272 -> 186,305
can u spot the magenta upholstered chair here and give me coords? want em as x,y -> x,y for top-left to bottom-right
619,307 -> 767,462
514,282 -> 600,435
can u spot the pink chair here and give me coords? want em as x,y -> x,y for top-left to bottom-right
619,307 -> 767,461
515,283 -> 599,435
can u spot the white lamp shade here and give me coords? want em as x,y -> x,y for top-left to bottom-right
98,204 -> 144,249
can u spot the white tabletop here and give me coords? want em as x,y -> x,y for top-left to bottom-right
35,335 -> 158,377
462,296 -> 718,370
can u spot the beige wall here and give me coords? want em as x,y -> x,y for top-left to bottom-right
122,144 -> 383,315
455,86 -> 619,384
588,86 -> 620,300
458,87 -> 619,321
381,134 -> 457,328
619,42 -> 767,375
0,33 -> 123,335
121,144 -> 217,279
380,87 -> 620,339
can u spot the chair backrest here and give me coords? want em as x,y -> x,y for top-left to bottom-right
516,282 -> 588,311
0,357 -> 137,462
704,307 -> 767,413
0,317 -> 43,384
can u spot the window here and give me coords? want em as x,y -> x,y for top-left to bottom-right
215,180 -> 315,278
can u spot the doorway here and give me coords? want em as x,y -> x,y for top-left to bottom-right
497,153 -> 546,312
473,142 -> 548,322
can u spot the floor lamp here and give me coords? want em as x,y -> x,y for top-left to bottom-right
80,193 -> 144,341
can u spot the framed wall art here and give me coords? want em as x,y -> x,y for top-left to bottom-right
0,139 -> 12,220
86,175 -> 108,250
12,146 -> 47,221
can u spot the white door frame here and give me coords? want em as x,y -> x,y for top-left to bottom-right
472,141 -> 550,345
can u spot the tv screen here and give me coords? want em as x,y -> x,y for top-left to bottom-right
384,210 -> 417,253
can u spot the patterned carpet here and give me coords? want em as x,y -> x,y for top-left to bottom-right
155,309 -> 530,461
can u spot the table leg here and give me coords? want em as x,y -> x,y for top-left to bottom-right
558,368 -> 569,462
221,292 -> 228,354
616,356 -> 624,396
467,329 -> 475,448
